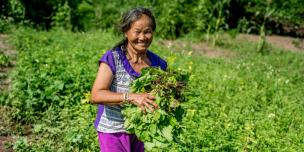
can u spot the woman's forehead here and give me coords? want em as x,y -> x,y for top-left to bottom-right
130,15 -> 153,29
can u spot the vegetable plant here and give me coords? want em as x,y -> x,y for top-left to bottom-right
122,67 -> 189,150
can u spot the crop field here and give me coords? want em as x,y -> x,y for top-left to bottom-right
0,27 -> 304,151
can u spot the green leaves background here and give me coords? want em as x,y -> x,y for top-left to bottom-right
1,27 -> 303,151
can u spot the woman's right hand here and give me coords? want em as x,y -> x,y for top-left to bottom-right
128,93 -> 159,113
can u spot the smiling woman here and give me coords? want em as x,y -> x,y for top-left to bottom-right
125,14 -> 154,53
124,14 -> 154,73
90,7 -> 167,152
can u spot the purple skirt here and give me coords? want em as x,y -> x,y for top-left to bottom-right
97,131 -> 144,152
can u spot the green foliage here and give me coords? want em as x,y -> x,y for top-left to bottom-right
4,27 -> 304,151
153,1 -> 188,39
246,0 -> 304,25
13,137 -> 31,152
237,0 -> 304,36
0,51 -> 10,66
3,0 -> 304,37
122,67 -> 189,150
0,0 -> 24,32
0,17 -> 12,33
7,27 -> 118,122
8,0 -> 25,22
52,1 -> 72,29
71,0 -> 96,31
5,27 -> 116,151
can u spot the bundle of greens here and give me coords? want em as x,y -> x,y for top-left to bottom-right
122,67 -> 189,150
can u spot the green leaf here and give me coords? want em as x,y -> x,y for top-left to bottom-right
144,142 -> 155,151
140,131 -> 151,141
162,126 -> 173,142
155,95 -> 162,105
153,110 -> 161,122
169,117 -> 177,126
150,124 -> 157,135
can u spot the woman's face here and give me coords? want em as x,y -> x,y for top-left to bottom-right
125,14 -> 153,53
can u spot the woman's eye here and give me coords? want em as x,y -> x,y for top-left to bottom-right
145,30 -> 152,34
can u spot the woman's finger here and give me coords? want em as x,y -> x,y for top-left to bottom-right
143,101 -> 154,112
140,105 -> 146,114
145,98 -> 159,108
147,93 -> 156,100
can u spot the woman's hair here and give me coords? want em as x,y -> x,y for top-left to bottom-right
113,7 -> 156,50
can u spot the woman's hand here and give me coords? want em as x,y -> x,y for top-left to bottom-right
128,93 -> 158,113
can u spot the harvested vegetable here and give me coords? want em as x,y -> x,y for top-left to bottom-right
122,67 -> 189,150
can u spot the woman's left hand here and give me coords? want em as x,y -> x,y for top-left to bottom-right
128,93 -> 158,113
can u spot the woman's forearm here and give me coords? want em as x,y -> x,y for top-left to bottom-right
90,90 -> 124,105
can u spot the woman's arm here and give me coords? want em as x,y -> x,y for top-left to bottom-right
90,62 -> 159,111
90,63 -> 123,104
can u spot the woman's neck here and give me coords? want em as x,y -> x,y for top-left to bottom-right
126,45 -> 147,64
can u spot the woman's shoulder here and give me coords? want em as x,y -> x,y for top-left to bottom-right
100,47 -> 120,60
99,49 -> 115,61
147,50 -> 167,70
99,49 -> 117,75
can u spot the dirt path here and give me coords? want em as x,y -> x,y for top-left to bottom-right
158,40 -> 233,58
0,34 -> 17,90
0,106 -> 15,152
157,34 -> 303,58
237,34 -> 304,52
0,34 -> 17,152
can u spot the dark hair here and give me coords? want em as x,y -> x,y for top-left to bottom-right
113,7 -> 156,49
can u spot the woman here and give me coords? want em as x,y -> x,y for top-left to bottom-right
90,7 -> 167,152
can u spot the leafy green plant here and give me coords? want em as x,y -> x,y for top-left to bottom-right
52,1 -> 72,29
0,17 -> 12,33
256,0 -> 275,54
122,67 -> 189,150
0,51 -> 10,66
4,27 -> 304,151
292,38 -> 304,49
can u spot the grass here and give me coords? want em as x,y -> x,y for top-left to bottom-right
1,26 -> 304,151
0,51 -> 10,67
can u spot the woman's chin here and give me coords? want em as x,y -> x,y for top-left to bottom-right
135,47 -> 149,53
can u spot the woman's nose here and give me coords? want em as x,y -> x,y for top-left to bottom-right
138,33 -> 145,40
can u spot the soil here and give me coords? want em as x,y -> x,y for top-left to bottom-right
0,136 -> 13,152
158,40 -> 234,58
0,34 -> 17,90
0,34 -> 17,152
0,106 -> 15,152
237,34 -> 304,52
157,34 -> 303,58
